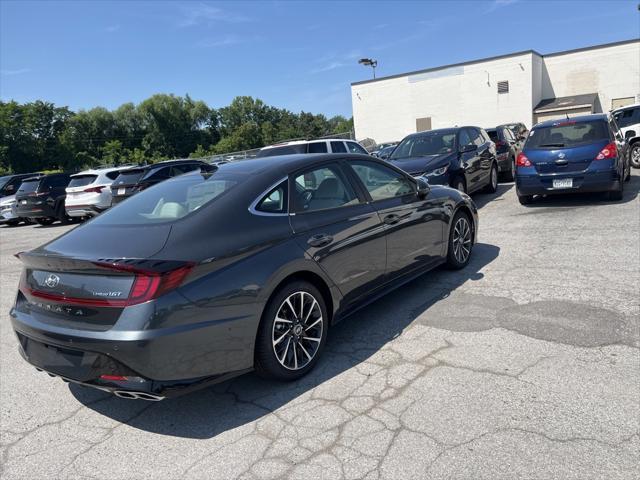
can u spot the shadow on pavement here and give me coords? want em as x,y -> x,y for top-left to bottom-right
471,183 -> 513,210
71,242 -> 500,439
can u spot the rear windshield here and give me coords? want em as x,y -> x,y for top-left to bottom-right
256,145 -> 307,157
17,179 -> 41,194
90,168 -> 239,225
526,121 -> 609,149
68,175 -> 98,188
112,169 -> 145,185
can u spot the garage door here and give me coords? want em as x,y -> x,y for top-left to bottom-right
534,107 -> 593,124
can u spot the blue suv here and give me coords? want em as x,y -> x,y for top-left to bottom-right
516,114 -> 631,205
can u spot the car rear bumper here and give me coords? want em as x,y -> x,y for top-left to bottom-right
65,204 -> 107,217
0,207 -> 17,223
15,203 -> 57,219
515,170 -> 621,196
9,296 -> 260,398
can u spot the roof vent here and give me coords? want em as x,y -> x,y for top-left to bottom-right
497,81 -> 509,94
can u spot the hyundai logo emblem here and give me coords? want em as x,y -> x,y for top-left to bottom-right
44,274 -> 60,288
558,152 -> 566,159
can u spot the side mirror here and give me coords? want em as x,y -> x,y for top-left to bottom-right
416,177 -> 430,198
459,144 -> 477,153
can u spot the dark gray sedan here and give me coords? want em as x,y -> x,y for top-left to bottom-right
10,154 -> 478,400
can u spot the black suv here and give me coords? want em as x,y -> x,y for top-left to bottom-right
110,160 -> 209,205
486,125 -> 522,181
388,126 -> 498,194
14,173 -> 71,225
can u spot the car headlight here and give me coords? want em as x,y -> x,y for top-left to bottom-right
426,165 -> 448,177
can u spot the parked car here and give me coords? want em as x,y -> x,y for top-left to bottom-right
375,145 -> 397,160
611,103 -> 640,168
256,139 -> 370,157
504,122 -> 529,140
0,173 -> 41,226
110,160 -> 209,205
14,173 -> 71,225
65,166 -> 131,218
372,142 -> 397,158
388,127 -> 498,194
486,125 -> 522,180
11,154 -> 477,399
515,114 -> 631,205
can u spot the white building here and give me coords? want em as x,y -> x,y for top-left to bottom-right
351,39 -> 640,143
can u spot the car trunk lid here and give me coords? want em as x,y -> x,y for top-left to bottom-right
526,140 -> 609,174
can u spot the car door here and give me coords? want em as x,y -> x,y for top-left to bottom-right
288,162 -> 386,306
458,128 -> 483,192
345,159 -> 446,278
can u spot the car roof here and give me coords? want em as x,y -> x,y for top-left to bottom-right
534,113 -> 608,129
125,159 -> 205,172
260,139 -> 354,150
612,103 -> 640,112
71,166 -> 130,176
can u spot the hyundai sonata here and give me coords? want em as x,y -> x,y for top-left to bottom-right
10,154 -> 477,400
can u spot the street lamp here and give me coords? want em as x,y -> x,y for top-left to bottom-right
358,58 -> 378,79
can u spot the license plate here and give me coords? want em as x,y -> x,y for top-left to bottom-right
118,188 -> 125,195
21,200 -> 27,204
552,178 -> 573,189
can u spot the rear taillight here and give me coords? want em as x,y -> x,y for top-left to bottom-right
19,263 -> 194,308
595,142 -> 617,160
516,152 -> 531,167
84,186 -> 104,193
494,140 -> 505,148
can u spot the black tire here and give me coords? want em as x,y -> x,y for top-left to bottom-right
518,194 -> 533,205
452,176 -> 466,193
255,281 -> 329,381
625,163 -> 631,182
484,163 -> 498,193
630,143 -> 640,169
446,210 -> 473,270
56,204 -> 70,224
503,157 -> 515,182
35,218 -> 55,226
6,219 -> 21,227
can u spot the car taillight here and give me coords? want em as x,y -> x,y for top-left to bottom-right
516,152 -> 531,167
84,186 -> 104,193
494,140 -> 505,148
595,142 -> 617,160
19,263 -> 195,308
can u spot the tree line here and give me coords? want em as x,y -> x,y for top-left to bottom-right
0,94 -> 353,174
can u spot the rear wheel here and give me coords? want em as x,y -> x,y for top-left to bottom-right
255,281 -> 328,381
484,163 -> 498,193
503,157 -> 515,182
35,218 -> 54,226
446,211 -> 473,270
518,194 -> 533,205
630,143 -> 640,169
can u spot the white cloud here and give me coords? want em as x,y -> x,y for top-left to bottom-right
485,0 -> 519,13
310,50 -> 362,74
178,3 -> 251,27
105,24 -> 120,33
0,68 -> 31,76
196,35 -> 241,48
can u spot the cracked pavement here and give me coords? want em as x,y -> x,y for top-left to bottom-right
1,174 -> 639,479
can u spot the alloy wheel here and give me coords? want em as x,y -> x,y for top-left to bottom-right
452,216 -> 472,264
272,291 -> 323,371
491,165 -> 498,189
631,146 -> 640,168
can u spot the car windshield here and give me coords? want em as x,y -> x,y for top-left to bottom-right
68,175 -> 98,188
526,120 -> 609,149
486,130 -> 499,141
389,132 -> 456,159
17,179 -> 40,194
90,168 -> 238,225
256,145 -> 307,158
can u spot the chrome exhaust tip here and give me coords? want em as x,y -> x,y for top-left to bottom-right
113,390 -> 165,401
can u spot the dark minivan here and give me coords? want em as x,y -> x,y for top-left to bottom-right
486,125 -> 522,181
14,173 -> 71,225
110,160 -> 209,205
515,114 -> 630,204
388,127 -> 498,194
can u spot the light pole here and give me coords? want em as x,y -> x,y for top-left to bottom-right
358,58 -> 378,79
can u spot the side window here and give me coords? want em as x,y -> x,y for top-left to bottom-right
330,141 -> 347,153
307,142 -> 328,153
293,164 -> 358,213
255,181 -> 288,214
350,161 -> 415,202
171,164 -> 199,176
471,128 -> 484,147
503,128 -> 515,142
106,171 -> 120,180
46,176 -> 68,189
458,129 -> 472,149
2,178 -> 20,194
145,167 -> 171,181
346,142 -> 368,154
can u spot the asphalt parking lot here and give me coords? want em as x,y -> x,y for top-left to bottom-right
1,174 -> 639,480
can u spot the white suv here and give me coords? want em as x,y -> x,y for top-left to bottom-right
256,139 -> 370,157
65,166 -> 131,218
612,103 -> 640,168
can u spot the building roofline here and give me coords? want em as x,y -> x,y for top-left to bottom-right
351,38 -> 639,87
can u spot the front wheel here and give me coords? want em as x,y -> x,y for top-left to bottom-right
484,163 -> 498,193
630,143 -> 640,169
446,211 -> 473,270
255,281 -> 328,381
452,176 -> 466,193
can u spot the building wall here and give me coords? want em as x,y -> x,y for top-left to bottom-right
351,53 -> 535,143
541,41 -> 640,113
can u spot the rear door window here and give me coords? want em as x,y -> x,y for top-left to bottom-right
526,120 -> 610,149
330,141 -> 347,153
292,164 -> 358,213
68,175 -> 98,188
255,181 -> 288,214
307,142 -> 328,153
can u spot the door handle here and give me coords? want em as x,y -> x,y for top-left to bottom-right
307,234 -> 333,248
555,159 -> 568,166
383,214 -> 400,225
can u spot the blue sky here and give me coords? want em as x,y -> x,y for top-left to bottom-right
1,0 -> 638,117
